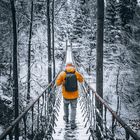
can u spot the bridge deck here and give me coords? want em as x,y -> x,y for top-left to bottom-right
52,98 -> 91,140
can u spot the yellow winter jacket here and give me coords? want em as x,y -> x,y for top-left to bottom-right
56,66 -> 84,99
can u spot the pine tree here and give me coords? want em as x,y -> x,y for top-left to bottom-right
10,0 -> 19,139
71,0 -> 85,42
119,0 -> 137,27
72,11 -> 83,42
105,0 -> 118,43
106,0 -> 117,27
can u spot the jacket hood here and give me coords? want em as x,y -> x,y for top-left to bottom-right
65,66 -> 76,73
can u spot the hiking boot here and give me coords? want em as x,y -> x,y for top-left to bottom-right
63,116 -> 69,123
71,121 -> 76,129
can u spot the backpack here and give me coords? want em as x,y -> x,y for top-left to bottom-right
64,71 -> 78,92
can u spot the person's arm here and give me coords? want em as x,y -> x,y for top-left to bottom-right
76,71 -> 84,83
56,71 -> 65,86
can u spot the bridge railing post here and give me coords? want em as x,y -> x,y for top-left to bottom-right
93,91 -> 96,132
23,115 -> 27,140
95,96 -> 103,139
104,106 -> 107,138
112,116 -> 115,137
31,106 -> 34,139
125,130 -> 130,140
9,132 -> 13,140
37,99 -> 40,133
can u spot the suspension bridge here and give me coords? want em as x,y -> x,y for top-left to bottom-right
0,46 -> 139,140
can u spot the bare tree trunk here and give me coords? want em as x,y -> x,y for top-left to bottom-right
47,0 -> 52,83
10,0 -> 19,139
27,0 -> 34,102
96,0 -> 104,139
52,0 -> 55,78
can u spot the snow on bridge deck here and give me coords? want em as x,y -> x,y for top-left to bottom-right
52,98 -> 91,140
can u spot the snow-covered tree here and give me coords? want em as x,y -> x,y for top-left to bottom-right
119,0 -> 137,27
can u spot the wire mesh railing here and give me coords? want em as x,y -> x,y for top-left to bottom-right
80,81 -> 140,140
43,87 -> 62,140
0,74 -> 61,140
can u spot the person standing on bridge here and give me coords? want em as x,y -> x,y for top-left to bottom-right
56,62 -> 84,129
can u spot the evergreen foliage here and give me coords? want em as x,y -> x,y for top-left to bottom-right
106,0 -> 117,27
104,0 -> 140,121
119,0 -> 137,27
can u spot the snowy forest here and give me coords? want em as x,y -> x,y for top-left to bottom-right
0,0 -> 140,139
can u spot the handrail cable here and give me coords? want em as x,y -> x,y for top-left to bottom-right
83,75 -> 140,140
